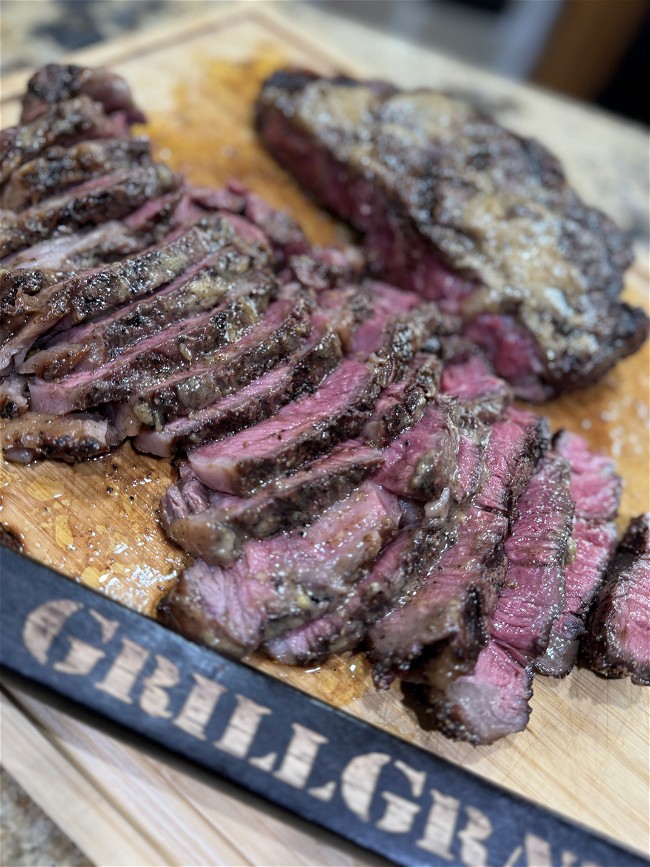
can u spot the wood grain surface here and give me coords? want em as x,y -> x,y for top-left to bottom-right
1,5 -> 648,863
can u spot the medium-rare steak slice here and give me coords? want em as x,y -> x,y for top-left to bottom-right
439,348 -> 512,422
20,63 -> 145,124
582,514 -> 650,686
134,325 -> 342,456
362,353 -> 440,447
160,481 -> 401,656
0,412 -> 114,463
1,138 -> 152,210
162,442 -> 383,565
187,358 -> 383,496
427,453 -> 575,744
112,290 -> 312,432
0,94 -> 134,184
0,164 -> 178,258
0,217 -> 244,371
21,241 -> 269,379
537,432 -> 621,677
257,70 -> 647,399
29,271 -> 275,413
374,399 -> 460,500
490,454 -> 574,658
369,405 -> 545,689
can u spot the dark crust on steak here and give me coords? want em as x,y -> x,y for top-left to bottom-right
0,164 -> 179,258
134,326 -> 342,456
581,514 -> 650,686
162,444 -> 383,565
0,412 -> 113,463
257,70 -> 647,397
1,137 -> 152,210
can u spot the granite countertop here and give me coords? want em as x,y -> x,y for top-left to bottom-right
1,2 -> 648,863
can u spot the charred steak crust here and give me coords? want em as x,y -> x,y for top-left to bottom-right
0,412 -> 113,463
581,513 -> 650,686
256,69 -> 647,398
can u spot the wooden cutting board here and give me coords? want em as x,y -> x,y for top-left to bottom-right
1,4 -> 648,863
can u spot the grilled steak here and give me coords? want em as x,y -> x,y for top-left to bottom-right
20,63 -> 146,124
257,70 -> 648,399
1,138 -> 152,211
0,217 -> 239,371
113,290 -> 312,432
161,481 -> 401,656
428,453 -> 575,744
0,374 -> 29,418
0,412 -> 114,463
537,432 -> 621,677
134,325 -> 342,456
581,514 -> 650,686
369,405 -> 545,689
187,358 -> 383,495
162,442 -> 383,565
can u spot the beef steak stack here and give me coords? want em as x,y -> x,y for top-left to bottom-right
1,64 -> 648,746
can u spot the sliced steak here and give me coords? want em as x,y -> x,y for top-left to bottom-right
363,353 -> 440,447
374,399 -> 460,500
188,358 -> 383,495
257,71 -> 647,398
368,405 -> 546,689
582,514 -> 650,686
1,94 -> 132,184
0,412 -> 114,463
537,432 -> 621,677
29,271 -> 275,412
112,290 -> 312,431
440,349 -> 512,422
490,454 -> 574,658
160,481 -> 401,656
1,138 -> 152,210
134,325 -> 342,456
21,242 -> 268,379
162,442 -> 383,565
429,642 -> 534,746
20,63 -> 145,124
0,217 -> 246,371
427,453 -> 574,744
0,164 -> 179,258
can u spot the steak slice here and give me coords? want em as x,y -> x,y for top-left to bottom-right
113,290 -> 312,431
21,241 -> 267,379
2,137 -> 152,211
134,325 -> 342,456
373,399 -> 460,500
0,412 -> 114,463
162,442 -> 383,565
368,405 -> 546,689
490,454 -> 574,658
0,164 -> 178,258
0,217 -> 245,371
160,481 -> 401,656
362,353 -> 440,447
439,349 -> 512,422
187,358 -> 383,495
427,454 -> 574,744
581,514 -> 650,686
429,643 -> 534,746
1,94 -> 133,184
536,432 -> 621,677
29,271 -> 275,413
257,71 -> 647,398
20,63 -> 145,124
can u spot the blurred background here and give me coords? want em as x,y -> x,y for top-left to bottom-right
1,0 -> 649,125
